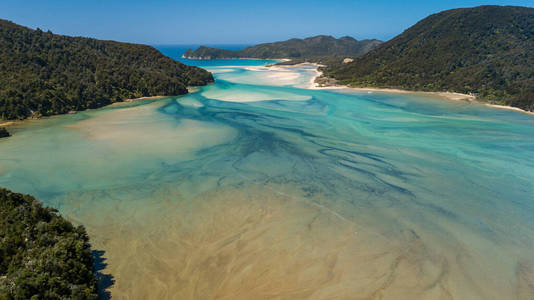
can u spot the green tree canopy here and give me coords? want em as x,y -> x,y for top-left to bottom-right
0,188 -> 97,299
323,5 -> 534,111
0,19 -> 214,120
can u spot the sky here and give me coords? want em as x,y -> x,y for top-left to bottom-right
1,0 -> 533,45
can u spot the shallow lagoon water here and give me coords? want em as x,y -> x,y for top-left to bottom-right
1,58 -> 534,299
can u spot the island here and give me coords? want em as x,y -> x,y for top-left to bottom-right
0,19 -> 214,121
321,6 -> 534,112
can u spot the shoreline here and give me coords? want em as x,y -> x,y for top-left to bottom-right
341,87 -> 534,116
0,85 -> 212,130
0,95 -> 171,129
122,95 -> 166,102
294,63 -> 534,116
0,121 -> 18,127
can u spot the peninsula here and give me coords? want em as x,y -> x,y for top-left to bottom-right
321,6 -> 534,111
0,19 -> 214,120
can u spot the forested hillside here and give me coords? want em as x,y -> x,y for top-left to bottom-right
0,188 -> 97,299
183,35 -> 381,59
323,6 -> 534,111
0,19 -> 214,120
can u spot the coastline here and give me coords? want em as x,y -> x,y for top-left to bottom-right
0,84 -> 215,131
122,95 -> 166,103
0,95 -> 170,129
295,63 -> 534,116
0,120 -> 18,128
341,87 -> 534,116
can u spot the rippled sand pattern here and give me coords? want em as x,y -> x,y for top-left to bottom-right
1,62 -> 534,299
58,181 -> 533,300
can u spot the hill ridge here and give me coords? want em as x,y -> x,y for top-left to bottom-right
183,35 -> 382,60
0,19 -> 214,120
323,5 -> 534,111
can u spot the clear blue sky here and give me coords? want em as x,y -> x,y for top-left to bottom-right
1,0 -> 533,44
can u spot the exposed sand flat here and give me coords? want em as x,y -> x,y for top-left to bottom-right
248,66 -> 301,82
200,66 -> 313,103
230,64 -> 319,89
244,66 -> 303,85
259,62 -> 325,90
205,63 -> 318,90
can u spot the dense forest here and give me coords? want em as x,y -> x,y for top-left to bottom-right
183,35 -> 381,60
322,6 -> 534,111
0,188 -> 97,299
0,19 -> 214,120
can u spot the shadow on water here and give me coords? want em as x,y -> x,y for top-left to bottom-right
92,250 -> 114,300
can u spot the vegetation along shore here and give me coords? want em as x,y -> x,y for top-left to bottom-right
0,19 -> 213,121
187,6 -> 534,114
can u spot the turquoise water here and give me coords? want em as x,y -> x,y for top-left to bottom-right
1,57 -> 534,299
